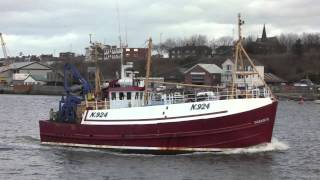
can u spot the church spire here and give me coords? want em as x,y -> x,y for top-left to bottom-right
262,24 -> 267,41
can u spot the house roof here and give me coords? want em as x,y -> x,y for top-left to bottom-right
0,62 -> 52,73
221,58 -> 264,67
256,36 -> 279,44
26,74 -> 47,82
184,63 -> 223,74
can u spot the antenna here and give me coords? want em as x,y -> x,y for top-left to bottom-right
125,23 -> 128,47
124,9 -> 128,48
116,0 -> 122,47
232,28 -> 235,40
116,0 -> 124,78
159,33 -> 163,57
89,34 -> 92,44
70,44 -> 73,52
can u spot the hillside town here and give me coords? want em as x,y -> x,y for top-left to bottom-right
0,25 -> 319,100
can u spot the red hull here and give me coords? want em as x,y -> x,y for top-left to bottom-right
39,101 -> 277,152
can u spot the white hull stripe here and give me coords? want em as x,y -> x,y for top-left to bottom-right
42,141 -> 232,152
84,110 -> 228,122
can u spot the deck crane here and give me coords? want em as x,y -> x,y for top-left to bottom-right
58,63 -> 92,122
0,33 -> 8,59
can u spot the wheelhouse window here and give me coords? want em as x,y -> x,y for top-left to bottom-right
135,92 -> 139,99
127,92 -> 131,100
119,92 -> 124,100
111,92 -> 116,100
140,92 -> 143,99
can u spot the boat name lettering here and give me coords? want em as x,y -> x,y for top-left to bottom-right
190,103 -> 210,110
254,118 -> 269,124
89,112 -> 108,118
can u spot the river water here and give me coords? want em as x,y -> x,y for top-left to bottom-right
0,94 -> 319,180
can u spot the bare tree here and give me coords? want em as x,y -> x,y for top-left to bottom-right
161,38 -> 177,50
208,38 -> 217,49
215,36 -> 234,46
278,33 -> 299,52
301,33 -> 320,50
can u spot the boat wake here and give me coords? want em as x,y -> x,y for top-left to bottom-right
29,138 -> 289,157
216,138 -> 289,155
103,138 -> 289,157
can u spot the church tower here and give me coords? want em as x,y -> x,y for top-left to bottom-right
261,24 -> 267,42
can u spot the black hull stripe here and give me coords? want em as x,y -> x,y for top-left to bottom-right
84,110 -> 228,122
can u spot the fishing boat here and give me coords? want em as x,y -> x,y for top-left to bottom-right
39,14 -> 278,153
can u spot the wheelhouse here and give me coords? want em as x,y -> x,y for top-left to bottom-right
109,86 -> 145,109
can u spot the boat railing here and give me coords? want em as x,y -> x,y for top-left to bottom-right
82,98 -> 110,110
77,87 -> 271,113
148,87 -> 271,105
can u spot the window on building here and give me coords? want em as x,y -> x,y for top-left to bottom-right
191,74 -> 205,84
119,92 -> 124,100
140,92 -> 143,100
135,92 -> 139,99
111,92 -> 116,100
226,65 -> 232,70
238,75 -> 244,79
134,49 -> 138,52
127,92 -> 131,100
126,48 -> 130,52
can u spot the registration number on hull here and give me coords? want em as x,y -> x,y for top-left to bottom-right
89,112 -> 108,118
190,103 -> 210,111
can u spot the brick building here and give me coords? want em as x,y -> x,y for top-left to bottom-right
85,43 -> 148,61
59,52 -> 75,61
184,64 -> 223,86
123,48 -> 147,59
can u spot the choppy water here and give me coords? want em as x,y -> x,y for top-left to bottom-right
0,94 -> 319,180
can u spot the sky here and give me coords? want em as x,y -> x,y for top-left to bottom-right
0,0 -> 319,57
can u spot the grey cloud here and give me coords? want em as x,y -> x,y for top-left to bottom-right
0,0 -> 319,56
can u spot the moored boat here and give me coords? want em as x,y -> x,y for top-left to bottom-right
39,14 -> 278,153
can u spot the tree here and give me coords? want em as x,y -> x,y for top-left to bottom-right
292,39 -> 304,56
186,34 -> 208,46
278,33 -> 299,53
215,36 -> 234,46
161,38 -> 177,50
301,33 -> 320,51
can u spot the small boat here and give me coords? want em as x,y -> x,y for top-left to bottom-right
39,14 -> 278,153
314,100 -> 320,104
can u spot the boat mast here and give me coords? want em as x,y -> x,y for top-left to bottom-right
231,13 -> 274,98
94,43 -> 101,98
231,14 -> 243,98
144,38 -> 152,105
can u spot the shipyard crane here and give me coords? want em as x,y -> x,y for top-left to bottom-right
0,33 -> 8,59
